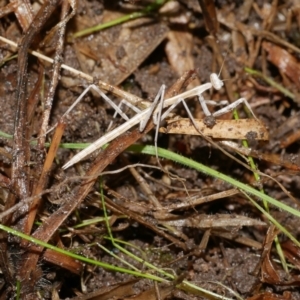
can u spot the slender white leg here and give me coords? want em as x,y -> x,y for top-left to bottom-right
107,99 -> 142,131
62,84 -> 130,122
198,94 -> 257,120
160,96 -> 216,135
139,85 -> 166,132
198,94 -> 212,117
89,85 -> 131,122
62,107 -> 152,169
153,85 -> 166,161
212,97 -> 257,120
63,86 -> 169,169
62,85 -> 93,118
111,99 -> 142,119
160,99 -> 182,121
179,98 -> 207,132
205,100 -> 229,106
156,95 -> 202,136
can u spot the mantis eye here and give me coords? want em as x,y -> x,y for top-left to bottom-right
210,73 -> 223,90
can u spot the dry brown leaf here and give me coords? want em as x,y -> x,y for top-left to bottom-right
74,11 -> 169,85
43,249 -> 83,275
124,284 -> 174,300
160,118 -> 269,140
247,291 -> 291,300
165,31 -> 195,77
282,240 -> 300,270
161,214 -> 266,228
262,41 -> 300,89
69,280 -> 137,300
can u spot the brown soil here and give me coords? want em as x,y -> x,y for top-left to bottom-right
0,0 -> 300,299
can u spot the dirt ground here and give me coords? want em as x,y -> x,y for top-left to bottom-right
0,0 -> 300,299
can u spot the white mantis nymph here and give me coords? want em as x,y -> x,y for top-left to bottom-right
62,73 -> 257,169
0,35 -> 258,170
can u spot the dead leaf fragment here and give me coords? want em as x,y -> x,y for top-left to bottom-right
124,284 -> 174,300
75,13 -> 169,85
247,291 -> 291,300
282,240 -> 300,270
165,30 -> 197,83
160,118 -> 269,140
69,280 -> 137,300
162,214 -> 266,229
262,41 -> 300,89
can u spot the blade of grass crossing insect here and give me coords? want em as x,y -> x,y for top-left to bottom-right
233,109 -> 288,273
127,145 -> 300,220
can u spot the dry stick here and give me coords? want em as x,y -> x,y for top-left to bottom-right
221,141 -> 300,172
120,155 -> 162,208
198,0 -> 219,37
0,0 -> 33,31
0,162 -> 162,222
9,0 -> 62,218
38,1 -> 76,147
11,1 -> 71,293
159,189 -> 240,213
22,122 -> 66,244
21,0 -> 76,238
7,0 -> 61,219
104,196 -> 187,250
0,36 -> 145,107
43,247 -> 83,275
0,0 -> 62,292
19,73 -> 191,279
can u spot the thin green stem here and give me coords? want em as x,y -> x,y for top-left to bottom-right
244,67 -> 295,99
128,145 -> 300,221
233,109 -> 288,272
71,0 -> 168,39
99,180 -> 175,280
0,223 -> 165,282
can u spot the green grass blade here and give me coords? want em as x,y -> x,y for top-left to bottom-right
0,224 -> 166,282
127,145 -> 300,219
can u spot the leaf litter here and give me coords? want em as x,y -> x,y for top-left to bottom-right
0,0 -> 300,299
